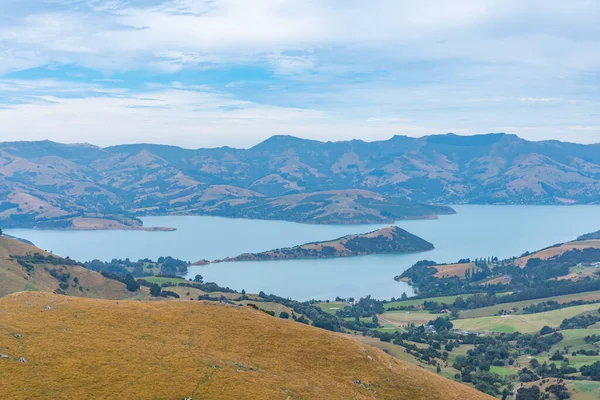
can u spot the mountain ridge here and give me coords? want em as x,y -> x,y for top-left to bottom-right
2,133 -> 600,229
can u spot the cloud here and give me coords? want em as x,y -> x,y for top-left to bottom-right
2,0 -> 599,73
0,1 -> 600,145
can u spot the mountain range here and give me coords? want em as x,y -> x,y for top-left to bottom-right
1,133 -> 599,228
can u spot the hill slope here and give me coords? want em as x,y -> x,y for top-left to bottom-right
3,133 -> 600,227
0,292 -> 491,400
0,236 -> 128,299
213,226 -> 434,263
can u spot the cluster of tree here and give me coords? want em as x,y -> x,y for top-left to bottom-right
177,281 -> 236,293
584,334 -> 600,344
257,291 -> 342,332
522,299 -> 594,314
573,349 -> 599,356
580,361 -> 600,380
85,256 -> 189,278
100,271 -> 140,292
560,310 -> 600,329
335,295 -> 384,318
12,253 -> 81,267
398,248 -> 600,302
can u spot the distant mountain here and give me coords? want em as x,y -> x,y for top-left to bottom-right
212,226 -> 434,263
1,133 -> 600,228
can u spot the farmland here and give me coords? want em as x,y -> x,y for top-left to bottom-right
453,304 -> 600,333
459,290 -> 600,319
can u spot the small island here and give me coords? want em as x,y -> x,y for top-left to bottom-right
211,226 -> 434,263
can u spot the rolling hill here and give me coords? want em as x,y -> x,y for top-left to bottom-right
0,292 -> 492,400
213,226 -> 434,263
0,235 -> 128,299
2,132 -> 600,228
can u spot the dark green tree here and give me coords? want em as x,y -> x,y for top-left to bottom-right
122,274 -> 140,292
279,311 -> 290,319
150,283 -> 161,297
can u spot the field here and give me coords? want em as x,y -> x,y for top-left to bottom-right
453,304 -> 600,333
520,379 -> 600,400
0,292 -> 492,400
459,290 -> 600,319
489,366 -> 515,377
315,301 -> 349,314
141,276 -> 187,285
517,328 -> 600,370
568,381 -> 600,400
433,263 -> 475,278
381,310 -> 441,326
385,295 -> 461,309
385,292 -> 513,311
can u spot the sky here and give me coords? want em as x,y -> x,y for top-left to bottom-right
1,0 -> 600,148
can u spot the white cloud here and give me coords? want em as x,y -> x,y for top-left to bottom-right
1,1 -> 600,145
2,0 -> 600,73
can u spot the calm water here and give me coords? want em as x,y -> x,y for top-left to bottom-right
6,205 -> 600,301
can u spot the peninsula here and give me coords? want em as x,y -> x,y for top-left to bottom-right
211,226 -> 434,263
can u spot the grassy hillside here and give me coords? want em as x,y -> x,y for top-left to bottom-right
0,236 -> 128,299
0,292 -> 492,400
515,239 -> 600,267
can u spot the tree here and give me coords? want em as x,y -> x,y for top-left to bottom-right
0,227 -> 3,236
193,274 -> 204,283
122,274 -> 140,292
436,365 -> 441,373
150,283 -> 161,297
401,292 -> 408,300
279,311 -> 290,319
515,385 -> 540,400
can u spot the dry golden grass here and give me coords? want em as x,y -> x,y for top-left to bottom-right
0,292 -> 492,400
515,240 -> 600,267
433,262 -> 475,278
0,236 -> 128,299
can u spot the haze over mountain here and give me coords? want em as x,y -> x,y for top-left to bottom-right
1,132 -> 600,228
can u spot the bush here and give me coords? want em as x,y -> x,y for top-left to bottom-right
150,284 -> 161,297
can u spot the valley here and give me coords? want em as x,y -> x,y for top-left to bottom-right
5,223 -> 600,398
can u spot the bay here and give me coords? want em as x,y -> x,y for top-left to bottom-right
6,205 -> 600,301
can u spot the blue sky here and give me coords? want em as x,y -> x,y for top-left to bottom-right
1,0 -> 600,147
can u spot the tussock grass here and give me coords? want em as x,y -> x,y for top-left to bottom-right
0,292 -> 492,400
